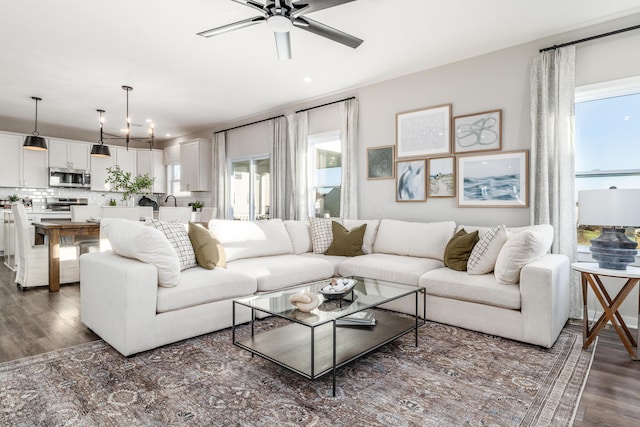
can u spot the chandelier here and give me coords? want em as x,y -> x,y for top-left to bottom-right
91,85 -> 155,157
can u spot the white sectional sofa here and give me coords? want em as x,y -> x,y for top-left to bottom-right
80,217 -> 570,356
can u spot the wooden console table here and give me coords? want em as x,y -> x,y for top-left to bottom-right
33,220 -> 100,292
572,262 -> 639,360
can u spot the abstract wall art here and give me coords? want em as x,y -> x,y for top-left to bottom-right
396,159 -> 426,202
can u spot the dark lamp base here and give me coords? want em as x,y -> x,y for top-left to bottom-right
590,228 -> 637,270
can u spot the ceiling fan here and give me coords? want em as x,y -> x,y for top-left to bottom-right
197,0 -> 363,60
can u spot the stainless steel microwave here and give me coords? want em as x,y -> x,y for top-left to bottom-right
49,167 -> 91,188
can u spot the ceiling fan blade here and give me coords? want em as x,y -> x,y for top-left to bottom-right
231,0 -> 268,14
197,16 -> 265,38
291,0 -> 356,14
274,31 -> 292,60
294,16 -> 362,49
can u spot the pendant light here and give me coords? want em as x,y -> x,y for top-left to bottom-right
23,96 -> 48,151
90,109 -> 111,157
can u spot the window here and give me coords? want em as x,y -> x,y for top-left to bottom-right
167,164 -> 190,197
229,156 -> 270,220
575,77 -> 640,247
309,131 -> 341,218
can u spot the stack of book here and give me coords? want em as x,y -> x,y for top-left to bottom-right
336,310 -> 376,326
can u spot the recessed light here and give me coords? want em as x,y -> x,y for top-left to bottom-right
624,115 -> 631,121
303,76 -> 312,83
146,118 -> 153,123
165,133 -> 171,137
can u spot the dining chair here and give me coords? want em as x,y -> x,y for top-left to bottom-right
158,206 -> 192,223
199,207 -> 215,223
100,206 -> 140,221
138,206 -> 154,221
70,205 -> 102,254
12,203 -> 80,290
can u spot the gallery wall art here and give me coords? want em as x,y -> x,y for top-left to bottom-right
367,145 -> 395,179
428,156 -> 455,198
457,150 -> 528,207
453,109 -> 502,154
396,104 -> 451,158
396,159 -> 426,202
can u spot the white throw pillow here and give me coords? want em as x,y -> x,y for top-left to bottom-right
148,219 -> 197,271
309,217 -> 342,254
102,218 -> 181,287
494,224 -> 554,284
467,225 -> 509,275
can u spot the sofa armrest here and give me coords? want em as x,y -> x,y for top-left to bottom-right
80,251 -> 159,356
520,253 -> 570,347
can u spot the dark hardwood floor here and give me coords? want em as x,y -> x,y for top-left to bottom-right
0,262 -> 638,425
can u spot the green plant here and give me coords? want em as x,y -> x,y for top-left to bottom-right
192,200 -> 203,211
8,194 -> 20,202
105,165 -> 155,202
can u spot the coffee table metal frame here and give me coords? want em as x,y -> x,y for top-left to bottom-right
232,277 -> 426,396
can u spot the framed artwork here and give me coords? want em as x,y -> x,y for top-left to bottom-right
428,156 -> 455,198
453,109 -> 502,154
396,104 -> 451,158
367,145 -> 395,179
457,150 -> 528,208
396,159 -> 426,202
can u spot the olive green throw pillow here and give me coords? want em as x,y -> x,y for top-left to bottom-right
325,221 -> 367,257
443,228 -> 479,271
187,223 -> 227,270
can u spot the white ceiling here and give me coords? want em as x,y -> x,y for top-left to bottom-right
1,0 -> 640,142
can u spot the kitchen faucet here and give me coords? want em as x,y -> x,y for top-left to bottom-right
164,195 -> 177,207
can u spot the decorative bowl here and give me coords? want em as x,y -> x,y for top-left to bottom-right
317,278 -> 357,300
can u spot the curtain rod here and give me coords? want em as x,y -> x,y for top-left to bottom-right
214,114 -> 285,134
539,23 -> 640,52
295,96 -> 355,114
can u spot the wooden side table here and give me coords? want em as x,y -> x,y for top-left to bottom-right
572,262 -> 639,360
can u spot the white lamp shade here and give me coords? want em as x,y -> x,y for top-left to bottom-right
578,189 -> 640,227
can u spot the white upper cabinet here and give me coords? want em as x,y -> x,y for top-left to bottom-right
49,139 -> 90,170
137,149 -> 166,194
180,139 -> 211,192
90,145 -> 115,192
0,133 -> 48,188
115,147 -> 136,177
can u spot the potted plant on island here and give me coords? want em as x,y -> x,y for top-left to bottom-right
192,200 -> 203,212
105,165 -> 155,205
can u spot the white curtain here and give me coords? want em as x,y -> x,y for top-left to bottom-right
211,132 -> 228,219
270,116 -> 288,219
286,111 -> 309,220
530,46 -> 579,317
340,98 -> 359,219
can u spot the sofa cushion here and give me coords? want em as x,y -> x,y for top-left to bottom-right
148,219 -> 197,271
494,224 -> 554,284
300,252 -> 346,276
101,218 -> 181,288
226,254 -> 334,292
326,222 -> 367,257
156,268 -> 257,313
443,229 -> 479,271
373,219 -> 456,261
209,219 -> 293,262
467,225 -> 509,275
309,217 -> 341,254
419,268 -> 521,310
187,223 -> 226,269
342,219 -> 380,254
338,253 -> 444,286
284,220 -> 313,254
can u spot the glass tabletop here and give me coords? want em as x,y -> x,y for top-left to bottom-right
234,277 -> 420,327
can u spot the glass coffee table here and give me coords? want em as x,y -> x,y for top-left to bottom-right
232,277 -> 426,396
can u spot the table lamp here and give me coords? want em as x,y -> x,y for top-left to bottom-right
578,188 -> 640,270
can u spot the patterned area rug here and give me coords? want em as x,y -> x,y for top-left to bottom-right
0,318 -> 594,426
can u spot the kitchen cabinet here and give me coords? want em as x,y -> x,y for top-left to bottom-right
49,139 -> 90,170
115,147 -> 137,177
0,133 -> 48,188
90,145 -> 115,191
180,139 -> 211,192
137,149 -> 166,194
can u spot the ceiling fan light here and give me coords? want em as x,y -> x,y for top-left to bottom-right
267,15 -> 292,33
23,135 -> 47,151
